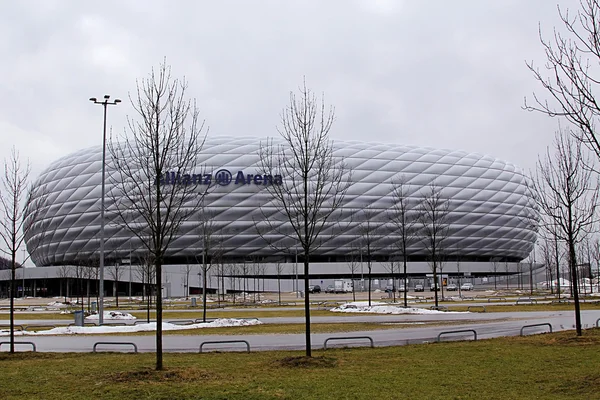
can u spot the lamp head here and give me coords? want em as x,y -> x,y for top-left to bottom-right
89,97 -> 97,102
115,99 -> 121,103
104,94 -> 110,99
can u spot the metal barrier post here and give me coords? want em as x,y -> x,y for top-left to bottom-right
436,329 -> 478,342
519,323 -> 552,336
93,342 -> 138,353
199,340 -> 250,353
0,341 -> 37,352
323,336 -> 374,350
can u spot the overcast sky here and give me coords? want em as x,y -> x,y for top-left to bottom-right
0,0 -> 579,181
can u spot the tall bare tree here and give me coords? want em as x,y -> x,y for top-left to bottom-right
275,261 -> 285,305
532,131 -> 597,335
419,182 -> 450,308
346,246 -> 361,302
0,148 -> 45,352
539,238 -> 555,293
390,177 -> 419,307
358,206 -> 385,306
196,208 -> 221,322
108,61 -> 208,370
182,261 -> 193,300
526,0 -> 600,164
592,238 -> 600,292
107,262 -> 124,307
384,260 -> 400,303
258,80 -> 350,357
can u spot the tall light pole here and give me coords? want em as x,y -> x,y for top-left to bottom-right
89,95 -> 121,325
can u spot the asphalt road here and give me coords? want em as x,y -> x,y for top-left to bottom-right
3,309 -> 599,353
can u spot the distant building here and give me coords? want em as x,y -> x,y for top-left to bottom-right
13,136 -> 539,297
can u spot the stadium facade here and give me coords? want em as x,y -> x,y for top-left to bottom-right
16,136 -> 539,296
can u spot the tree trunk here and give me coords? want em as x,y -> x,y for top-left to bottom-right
155,259 -> 163,370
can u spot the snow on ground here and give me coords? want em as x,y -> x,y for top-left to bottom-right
0,318 -> 262,336
331,301 -> 467,314
85,311 -> 136,320
46,301 -> 68,308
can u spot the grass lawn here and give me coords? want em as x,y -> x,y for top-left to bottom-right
0,329 -> 599,399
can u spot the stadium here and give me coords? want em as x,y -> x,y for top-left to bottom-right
12,136 -> 539,297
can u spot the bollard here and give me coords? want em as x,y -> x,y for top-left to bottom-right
73,310 -> 84,327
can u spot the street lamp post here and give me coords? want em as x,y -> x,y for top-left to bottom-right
89,95 -> 121,325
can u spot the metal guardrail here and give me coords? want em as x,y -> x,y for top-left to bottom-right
199,340 -> 250,353
323,336 -> 374,350
93,342 -> 138,353
516,297 -> 538,305
467,305 -> 486,313
0,341 -> 37,352
487,298 -> 506,302
436,329 -> 477,342
596,317 -> 600,328
0,324 -> 24,331
520,323 -> 552,336
24,325 -> 56,331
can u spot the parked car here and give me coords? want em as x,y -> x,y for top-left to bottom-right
398,285 -> 407,292
430,284 -> 440,291
384,285 -> 395,293
446,284 -> 458,291
461,283 -> 474,291
308,285 -> 321,293
325,284 -> 336,293
414,284 -> 424,292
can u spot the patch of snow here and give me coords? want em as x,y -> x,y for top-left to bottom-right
85,311 -> 136,320
47,301 -> 67,308
0,318 -> 262,336
331,301 -> 466,314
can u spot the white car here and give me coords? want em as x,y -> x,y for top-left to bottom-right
461,283 -> 474,291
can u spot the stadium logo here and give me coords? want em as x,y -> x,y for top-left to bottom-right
158,169 -> 283,187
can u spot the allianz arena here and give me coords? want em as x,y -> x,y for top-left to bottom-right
24,136 -> 537,275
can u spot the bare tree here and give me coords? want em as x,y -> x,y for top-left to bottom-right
182,261 -> 193,300
107,262 -> 125,307
57,265 -> 71,302
384,260 -> 400,303
504,261 -> 511,290
108,61 -> 207,370
346,246 -> 361,302
82,262 -> 98,312
0,148 -> 46,352
593,238 -> 600,292
532,131 -> 597,335
358,207 -> 385,306
196,208 -> 220,322
135,253 -> 156,323
390,177 -> 420,307
539,239 -> 555,293
257,80 -> 350,357
275,261 -> 285,305
526,0 -> 600,164
70,265 -> 87,312
491,258 -> 501,290
419,182 -> 450,308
